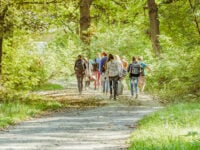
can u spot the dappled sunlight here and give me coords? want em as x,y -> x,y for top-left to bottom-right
0,103 -> 159,149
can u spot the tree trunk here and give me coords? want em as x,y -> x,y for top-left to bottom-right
188,0 -> 200,37
0,6 -> 8,74
0,17 -> 4,75
147,0 -> 161,57
80,0 -> 92,44
79,0 -> 93,58
0,37 -> 2,74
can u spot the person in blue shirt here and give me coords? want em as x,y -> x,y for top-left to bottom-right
94,53 -> 101,72
92,53 -> 101,90
100,52 -> 109,94
127,56 -> 141,99
100,52 -> 107,73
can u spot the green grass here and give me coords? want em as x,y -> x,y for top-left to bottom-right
32,83 -> 64,91
0,94 -> 63,129
128,102 -> 200,150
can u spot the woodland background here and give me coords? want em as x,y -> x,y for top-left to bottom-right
0,0 -> 199,103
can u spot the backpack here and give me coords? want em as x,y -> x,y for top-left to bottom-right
130,62 -> 141,75
75,59 -> 86,74
102,61 -> 107,72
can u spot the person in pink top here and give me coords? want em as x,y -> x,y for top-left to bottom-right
92,58 -> 101,90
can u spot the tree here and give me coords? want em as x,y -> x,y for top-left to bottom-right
0,4 -> 8,74
147,0 -> 161,57
79,0 -> 92,58
79,0 -> 92,44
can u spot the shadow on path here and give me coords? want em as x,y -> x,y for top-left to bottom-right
0,80 -> 162,150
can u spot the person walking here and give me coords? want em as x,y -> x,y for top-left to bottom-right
115,55 -> 124,95
74,55 -> 86,95
106,54 -> 121,100
121,56 -> 128,71
138,56 -> 152,93
100,52 -> 109,94
93,53 -> 101,90
120,56 -> 129,92
127,56 -> 141,99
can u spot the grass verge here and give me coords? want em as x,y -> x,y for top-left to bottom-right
32,83 -> 64,91
0,92 -> 63,129
128,102 -> 200,150
0,90 -> 106,130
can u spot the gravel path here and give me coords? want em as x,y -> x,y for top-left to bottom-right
0,80 -> 162,150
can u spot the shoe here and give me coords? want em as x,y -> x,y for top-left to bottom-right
135,94 -> 138,99
114,97 -> 118,100
109,95 -> 113,99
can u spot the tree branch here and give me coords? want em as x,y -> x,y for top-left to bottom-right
159,0 -> 181,5
0,5 -> 8,20
110,0 -> 126,9
188,0 -> 200,37
17,0 -> 63,5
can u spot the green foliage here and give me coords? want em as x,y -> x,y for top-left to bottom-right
142,0 -> 200,102
2,35 -> 48,90
146,36 -> 200,103
89,24 -> 152,60
158,0 -> 200,47
33,83 -> 64,91
0,0 -> 199,103
0,89 -> 62,129
43,32 -> 84,79
128,103 -> 200,150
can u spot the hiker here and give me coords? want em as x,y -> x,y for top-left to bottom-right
84,58 -> 93,90
74,55 -> 86,95
115,55 -> 124,95
94,52 -> 101,72
127,56 -> 141,99
120,56 -> 129,92
92,58 -> 101,90
121,56 -> 128,71
100,52 -> 109,94
138,56 -> 152,93
106,54 -> 122,100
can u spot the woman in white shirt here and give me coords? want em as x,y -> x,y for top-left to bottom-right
106,54 -> 121,100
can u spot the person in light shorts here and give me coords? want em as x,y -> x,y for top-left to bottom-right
138,56 -> 152,93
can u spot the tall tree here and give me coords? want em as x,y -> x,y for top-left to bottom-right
79,0 -> 92,58
0,5 -> 8,74
79,0 -> 92,44
147,0 -> 161,57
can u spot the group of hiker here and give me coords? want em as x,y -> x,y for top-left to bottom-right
74,52 -> 152,100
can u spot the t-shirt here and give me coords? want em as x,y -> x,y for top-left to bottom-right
139,62 -> 147,76
106,60 -> 121,77
100,56 -> 107,73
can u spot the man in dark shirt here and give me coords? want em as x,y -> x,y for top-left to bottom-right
127,56 -> 141,99
74,55 -> 86,94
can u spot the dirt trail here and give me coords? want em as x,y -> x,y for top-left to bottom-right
0,80 -> 162,150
